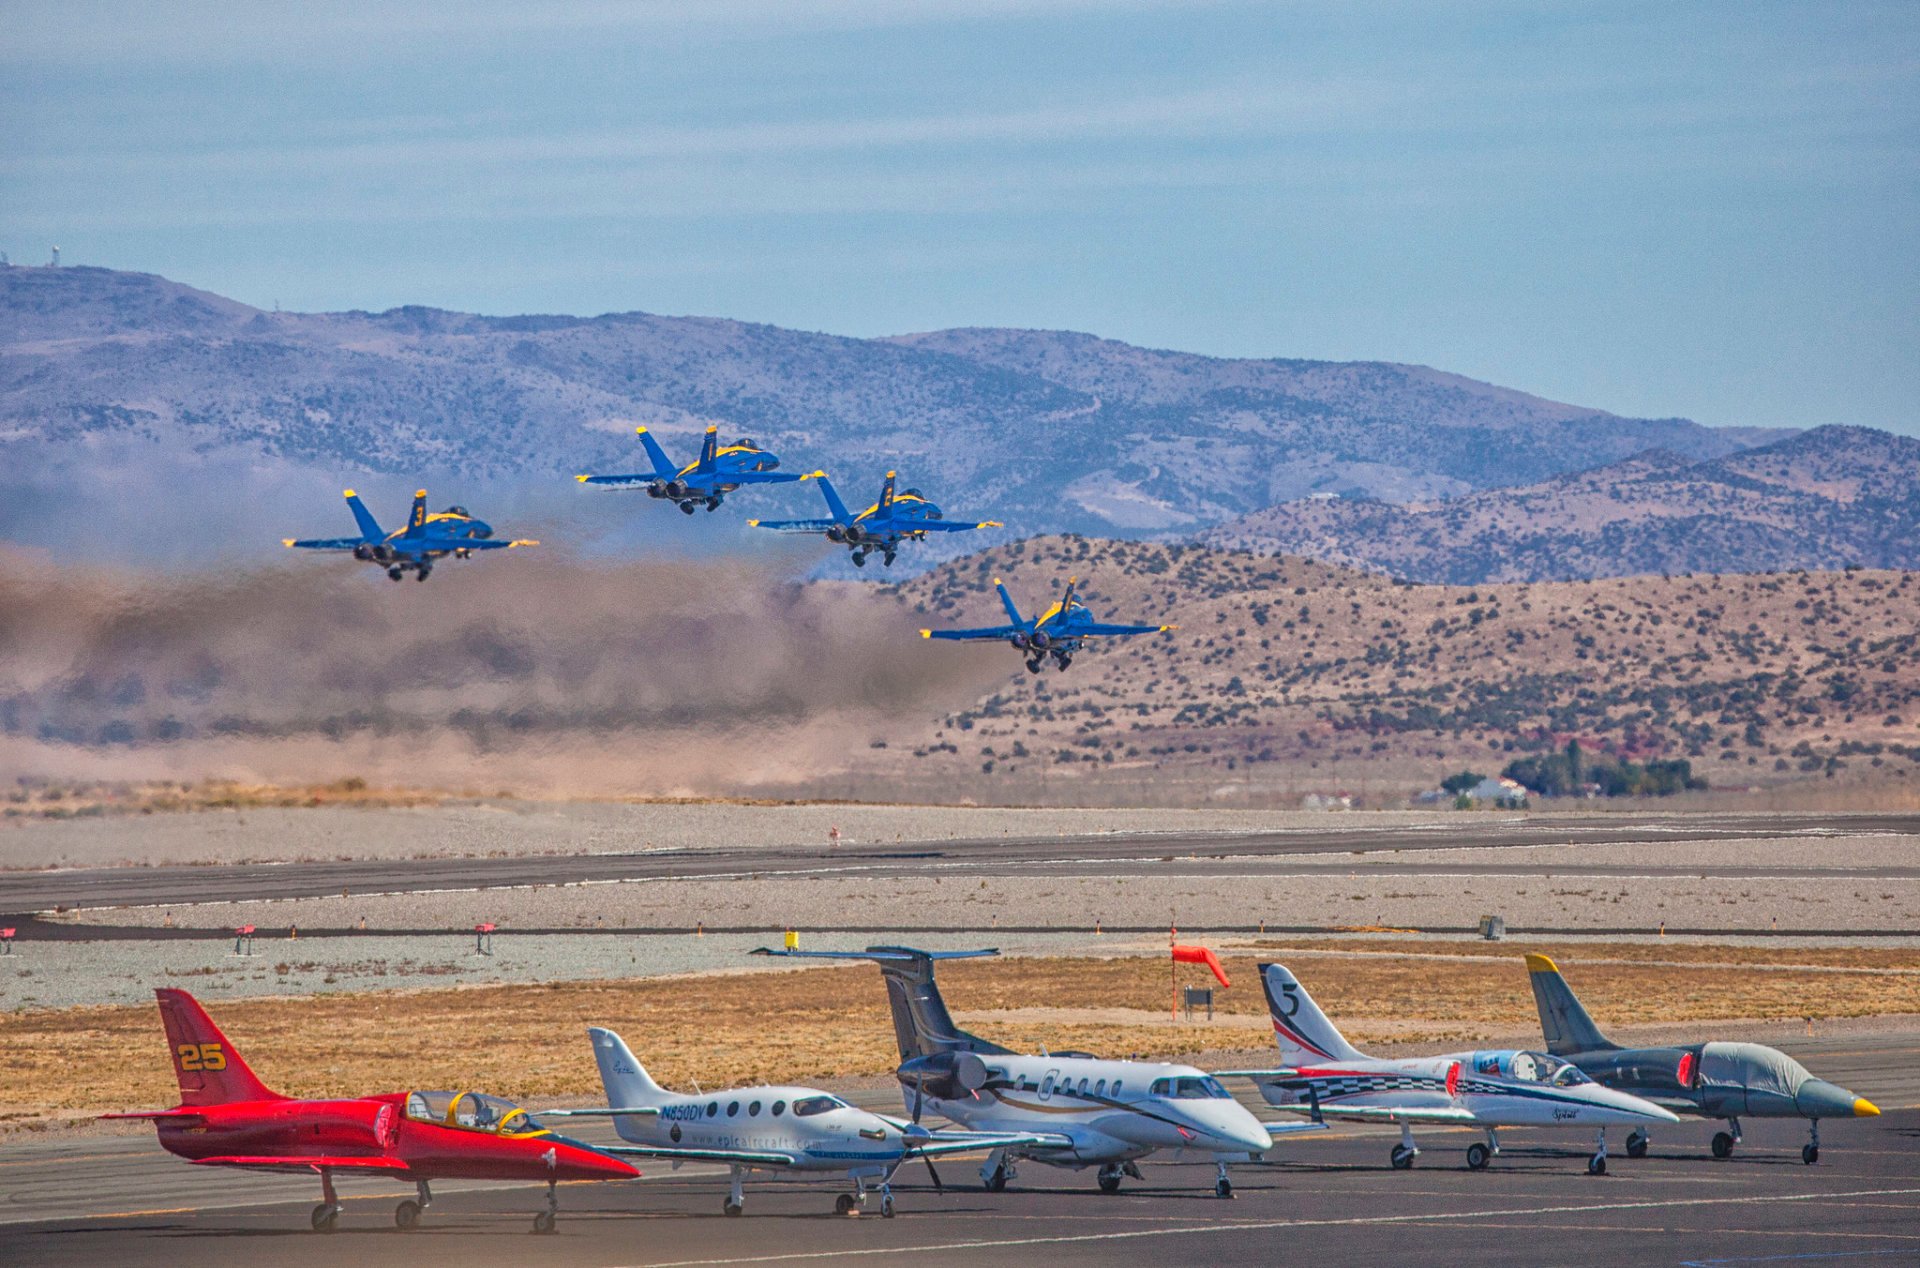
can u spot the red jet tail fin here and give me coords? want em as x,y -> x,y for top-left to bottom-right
155,989 -> 283,1106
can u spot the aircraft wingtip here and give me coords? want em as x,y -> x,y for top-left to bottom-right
281,539 -> 295,548
342,488 -> 356,498
919,629 -> 932,638
574,474 -> 590,482
746,519 -> 761,527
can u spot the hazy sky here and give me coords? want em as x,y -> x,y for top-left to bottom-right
5,1 -> 1915,433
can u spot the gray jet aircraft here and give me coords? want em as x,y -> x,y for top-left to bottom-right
1526,954 -> 1879,1164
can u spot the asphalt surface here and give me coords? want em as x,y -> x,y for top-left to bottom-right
6,811 -> 1917,917
6,1110 -> 1914,1266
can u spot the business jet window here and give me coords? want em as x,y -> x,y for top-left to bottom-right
1171,1077 -> 1232,1099
727,1101 -> 741,1117
771,1101 -> 786,1116
706,1101 -> 719,1117
1094,1080 -> 1106,1097
793,1096 -> 843,1117
748,1101 -> 762,1116
1077,1078 -> 1089,1096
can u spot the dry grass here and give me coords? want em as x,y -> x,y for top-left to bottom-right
2,777 -> 447,822
4,945 -> 1914,1129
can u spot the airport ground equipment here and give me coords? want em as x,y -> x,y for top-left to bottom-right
283,488 -> 536,581
538,1027 -> 1046,1218
103,989 -> 635,1232
576,424 -> 801,514
1526,953 -> 1879,1164
752,945 -> 1321,1198
920,575 -> 1175,673
750,470 -> 1000,568
1221,963 -> 1679,1175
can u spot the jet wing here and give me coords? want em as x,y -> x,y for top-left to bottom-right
910,1130 -> 1068,1158
1262,1121 -> 1333,1137
915,519 -> 1004,532
597,1144 -> 798,1167
576,474 -> 656,489
532,1107 -> 662,1119
746,517 -> 841,533
1078,622 -> 1175,637
282,536 -> 365,551
1270,1105 -> 1480,1124
731,471 -> 804,485
191,1155 -> 414,1174
1214,1069 -> 1297,1079
920,624 -> 1020,643
457,538 -> 540,550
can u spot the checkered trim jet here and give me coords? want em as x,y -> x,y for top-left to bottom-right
920,576 -> 1176,673
749,470 -> 1002,568
283,488 -> 537,582
575,424 -> 801,515
1217,963 -> 1679,1175
535,1027 -> 1048,1219
1526,954 -> 1878,1165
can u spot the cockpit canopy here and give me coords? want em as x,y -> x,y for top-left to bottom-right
443,505 -> 470,517
1150,1075 -> 1233,1100
406,1090 -> 539,1135
790,1094 -> 847,1117
1470,1051 -> 1592,1087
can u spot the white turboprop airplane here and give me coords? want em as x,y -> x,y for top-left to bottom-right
537,1027 -> 1045,1218
1219,963 -> 1680,1175
755,946 -> 1322,1198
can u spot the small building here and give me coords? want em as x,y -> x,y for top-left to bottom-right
1466,776 -> 1529,808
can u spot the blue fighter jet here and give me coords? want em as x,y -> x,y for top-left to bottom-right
920,576 -> 1175,673
575,425 -> 801,514
283,489 -> 538,582
749,470 -> 1001,568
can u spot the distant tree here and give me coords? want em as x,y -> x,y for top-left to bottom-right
1440,770 -> 1486,795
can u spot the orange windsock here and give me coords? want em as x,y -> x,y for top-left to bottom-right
1171,944 -> 1230,988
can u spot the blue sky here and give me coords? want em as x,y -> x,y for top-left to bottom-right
5,1 -> 1915,433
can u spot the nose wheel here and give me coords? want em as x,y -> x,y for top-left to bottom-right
1625,1129 -> 1649,1159
532,1178 -> 558,1234
1096,1163 -> 1123,1194
1390,1120 -> 1419,1169
1712,1117 -> 1743,1159
310,1170 -> 341,1232
1214,1160 -> 1235,1198
1587,1129 -> 1609,1176
1803,1118 -> 1820,1165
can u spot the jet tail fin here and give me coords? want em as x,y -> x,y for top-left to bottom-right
879,470 -> 897,512
154,989 -> 283,1106
696,425 -> 719,469
634,426 -> 678,478
343,490 -> 383,542
1525,954 -> 1616,1054
806,472 -> 853,524
1258,964 -> 1367,1065
994,579 -> 1025,626
750,946 -> 1009,1061
588,1027 -> 668,1107
403,489 -> 429,537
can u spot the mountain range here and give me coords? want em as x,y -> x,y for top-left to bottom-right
3,264 -> 1813,569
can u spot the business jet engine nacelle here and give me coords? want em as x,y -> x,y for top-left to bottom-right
896,1051 -> 989,1101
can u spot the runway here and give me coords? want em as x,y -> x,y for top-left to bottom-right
7,1110 -> 1915,1265
7,811 -> 1918,917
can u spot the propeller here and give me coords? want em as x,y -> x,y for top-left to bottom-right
897,1051 -> 987,1192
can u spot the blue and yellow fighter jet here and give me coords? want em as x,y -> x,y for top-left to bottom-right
749,470 -> 1001,568
283,489 -> 537,582
575,425 -> 801,514
920,577 -> 1175,673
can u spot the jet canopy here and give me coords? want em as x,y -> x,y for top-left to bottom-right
1150,1075 -> 1234,1100
1470,1051 -> 1593,1087
790,1094 -> 850,1117
406,1090 -> 540,1136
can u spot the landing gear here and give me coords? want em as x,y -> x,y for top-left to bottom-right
882,550 -> 896,567
1097,1163 -> 1123,1194
311,1169 -> 341,1232
1466,1143 -> 1491,1171
396,1179 -> 432,1229
388,566 -> 405,581
1389,1120 -> 1419,1170
1587,1129 -> 1608,1176
679,501 -> 698,515
415,565 -> 431,582
835,1193 -> 856,1216
981,1149 -> 1015,1192
724,1165 -> 745,1216
880,1188 -> 895,1219
1214,1160 -> 1235,1198
851,550 -> 868,568
1025,657 -> 1044,674
1053,651 -> 1072,670
1804,1118 -> 1820,1165
532,1178 -> 557,1234
705,497 -> 722,512
1626,1129 -> 1649,1159
1712,1117 -> 1743,1160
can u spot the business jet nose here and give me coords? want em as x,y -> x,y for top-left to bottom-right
1590,1086 -> 1682,1124
1212,1112 -> 1273,1154
1796,1078 -> 1878,1120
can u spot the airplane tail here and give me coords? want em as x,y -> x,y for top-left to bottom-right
749,946 -> 1009,1061
403,489 -> 429,537
343,490 -> 384,542
154,989 -> 283,1106
879,470 -> 897,512
1060,576 -> 1079,610
634,426 -> 678,478
1525,954 -> 1616,1055
696,425 -> 719,469
587,1027 -> 668,1107
808,473 -> 853,524
1258,963 -> 1367,1065
994,579 -> 1025,626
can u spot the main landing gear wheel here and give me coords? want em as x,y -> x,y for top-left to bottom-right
1625,1130 -> 1649,1159
679,501 -> 697,515
1097,1167 -> 1122,1194
985,1164 -> 1009,1192
1712,1131 -> 1736,1159
533,1211 -> 555,1234
723,1200 -> 744,1217
1025,658 -> 1044,674
1215,1177 -> 1234,1199
1588,1153 -> 1607,1176
835,1193 -> 858,1216
1803,1144 -> 1819,1165
882,551 -> 896,567
311,1203 -> 340,1232
395,1199 -> 421,1229
880,1192 -> 895,1219
1466,1143 -> 1492,1171
851,552 -> 867,568
706,498 -> 721,512
1389,1144 -> 1416,1170
415,567 -> 430,582
388,566 -> 404,581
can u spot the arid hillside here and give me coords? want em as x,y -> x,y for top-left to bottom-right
875,537 -> 1920,801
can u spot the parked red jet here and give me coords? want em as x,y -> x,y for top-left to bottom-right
106,988 -> 638,1232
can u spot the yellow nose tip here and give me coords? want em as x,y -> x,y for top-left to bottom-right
1854,1097 -> 1881,1117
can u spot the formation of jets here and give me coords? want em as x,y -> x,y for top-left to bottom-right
278,422 -> 1170,672
116,945 -> 1879,1233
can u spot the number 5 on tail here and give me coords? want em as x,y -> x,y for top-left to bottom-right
177,1043 -> 227,1072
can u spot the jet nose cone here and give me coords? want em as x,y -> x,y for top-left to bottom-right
1215,1114 -> 1273,1154
1594,1087 -> 1682,1123
553,1138 -> 640,1180
1796,1078 -> 1875,1120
